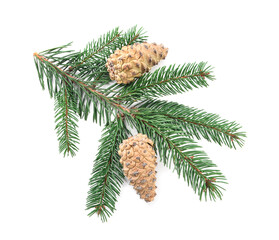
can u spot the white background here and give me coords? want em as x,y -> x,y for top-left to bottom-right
1,0 -> 278,239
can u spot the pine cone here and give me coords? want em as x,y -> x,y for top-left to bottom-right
118,133 -> 157,202
106,42 -> 168,84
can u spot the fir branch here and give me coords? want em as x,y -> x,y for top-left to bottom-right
54,86 -> 80,157
33,27 -> 247,219
127,111 -> 227,200
34,52 -> 229,197
115,63 -> 215,102
86,117 -> 130,222
34,52 -> 130,124
135,100 -> 246,148
33,26 -> 147,123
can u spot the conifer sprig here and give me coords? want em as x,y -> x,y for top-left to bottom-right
34,26 -> 147,122
135,100 -> 246,148
34,51 -> 130,125
33,26 -> 246,222
54,87 -> 80,157
86,117 -> 130,222
112,63 -> 215,102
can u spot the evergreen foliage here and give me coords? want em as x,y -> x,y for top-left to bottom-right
54,86 -> 80,156
111,62 -> 215,102
86,117 -> 130,222
135,100 -> 245,148
33,26 -> 246,222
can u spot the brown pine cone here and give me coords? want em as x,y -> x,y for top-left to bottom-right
118,133 -> 157,202
106,42 -> 168,84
